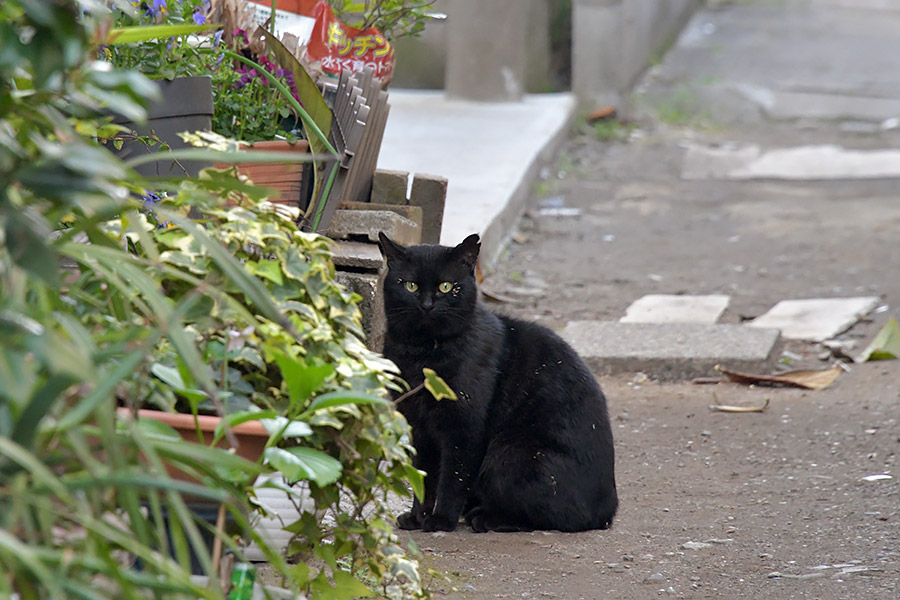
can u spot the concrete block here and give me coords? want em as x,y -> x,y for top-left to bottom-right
335,271 -> 385,352
326,209 -> 421,246
331,240 -> 384,272
409,173 -> 448,244
748,297 -> 880,342
371,169 -> 409,205
561,321 -> 782,382
620,294 -> 730,324
339,201 -> 423,226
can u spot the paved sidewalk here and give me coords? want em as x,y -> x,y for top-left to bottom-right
377,90 -> 576,263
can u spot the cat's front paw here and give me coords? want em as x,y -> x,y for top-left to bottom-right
396,511 -> 424,530
465,507 -> 491,533
422,514 -> 458,532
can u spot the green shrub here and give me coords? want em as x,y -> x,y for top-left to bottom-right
1,1 -> 422,598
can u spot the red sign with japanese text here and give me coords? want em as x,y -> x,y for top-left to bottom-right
305,1 -> 395,83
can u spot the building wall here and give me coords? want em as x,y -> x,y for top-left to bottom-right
389,0 -> 699,105
573,0 -> 700,106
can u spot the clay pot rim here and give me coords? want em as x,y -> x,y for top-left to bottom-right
116,407 -> 269,437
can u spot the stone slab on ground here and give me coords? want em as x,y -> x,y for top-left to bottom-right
620,294 -> 730,324
561,321 -> 782,382
683,144 -> 900,180
747,297 -> 880,341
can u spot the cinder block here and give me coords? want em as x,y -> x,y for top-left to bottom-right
560,321 -> 782,382
331,240 -> 384,272
326,209 -> 421,246
334,271 -> 385,352
409,173 -> 447,244
371,169 -> 410,205
338,201 -> 423,227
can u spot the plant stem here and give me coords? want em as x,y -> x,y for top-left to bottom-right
393,381 -> 424,404
221,49 -> 337,156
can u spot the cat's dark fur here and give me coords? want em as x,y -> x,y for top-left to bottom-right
378,232 -> 618,533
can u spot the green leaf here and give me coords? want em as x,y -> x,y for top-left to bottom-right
331,569 -> 376,599
151,437 -> 264,478
857,317 -> 900,362
11,375 -> 75,449
304,390 -> 390,414
282,247 -> 311,280
132,416 -> 182,442
423,368 -> 457,401
263,34 -> 332,144
212,408 -> 277,443
0,530 -> 63,598
274,353 -> 334,406
159,210 -> 286,328
106,24 -> 214,45
402,464 -> 426,502
151,363 -> 207,402
4,207 -> 58,286
54,348 -> 147,431
125,148 -> 332,170
246,259 -> 284,286
260,416 -> 313,439
264,446 -> 342,486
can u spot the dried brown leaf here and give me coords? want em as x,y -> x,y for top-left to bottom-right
714,365 -> 841,391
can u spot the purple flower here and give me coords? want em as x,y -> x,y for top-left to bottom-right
141,190 -> 161,205
145,0 -> 167,18
192,10 -> 206,25
213,29 -> 223,47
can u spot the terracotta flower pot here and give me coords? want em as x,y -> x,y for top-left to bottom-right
232,139 -> 312,210
116,408 -> 269,484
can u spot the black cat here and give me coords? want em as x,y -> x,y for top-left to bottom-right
378,232 -> 618,533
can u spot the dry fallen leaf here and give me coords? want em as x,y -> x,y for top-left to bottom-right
714,365 -> 841,391
710,396 -> 770,413
587,105 -> 617,122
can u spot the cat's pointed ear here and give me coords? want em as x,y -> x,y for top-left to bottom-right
378,232 -> 407,265
452,233 -> 481,271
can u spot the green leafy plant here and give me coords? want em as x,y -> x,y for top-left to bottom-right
2,1 -> 422,598
328,0 -> 437,41
100,1 -> 303,143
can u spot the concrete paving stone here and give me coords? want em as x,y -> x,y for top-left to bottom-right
747,297 -> 880,342
683,144 -> 900,180
765,90 -> 900,123
620,294 -> 730,324
326,209 -> 421,245
561,321 -> 782,382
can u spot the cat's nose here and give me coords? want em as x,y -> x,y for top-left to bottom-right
421,297 -> 434,313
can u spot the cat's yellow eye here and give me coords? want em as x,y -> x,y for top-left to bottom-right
438,281 -> 453,294
404,281 -> 419,293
